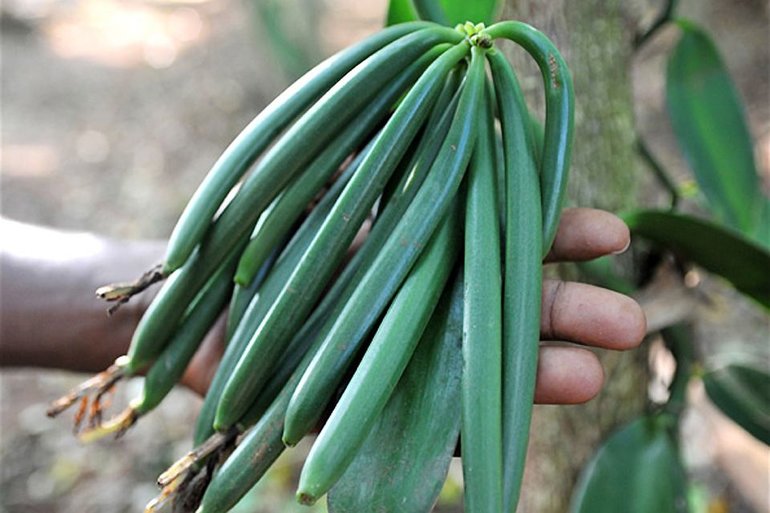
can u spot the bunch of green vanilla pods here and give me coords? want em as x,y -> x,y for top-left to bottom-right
49,19 -> 573,513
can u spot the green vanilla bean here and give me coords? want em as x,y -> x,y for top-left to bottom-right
162,21 -> 435,272
231,70 -> 464,433
483,21 -> 574,256
127,27 -> 463,376
213,41 -> 470,432
192,136 -> 367,446
296,202 -> 461,505
325,273 -> 464,513
282,42 -> 485,447
461,81 -> 504,513
488,48 -> 543,513
231,44 -> 450,288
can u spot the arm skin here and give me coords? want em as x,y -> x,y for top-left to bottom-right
0,218 -> 165,372
0,208 -> 645,402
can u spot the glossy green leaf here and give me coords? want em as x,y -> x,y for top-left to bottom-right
386,0 -> 418,26
386,0 -> 499,26
623,210 -> 770,309
439,0 -> 499,26
327,275 -> 463,513
413,0 -> 450,25
578,256 -> 636,296
702,362 -> 770,445
570,415 -> 689,513
666,19 -> 766,241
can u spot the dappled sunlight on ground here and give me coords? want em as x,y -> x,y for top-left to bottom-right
42,0 -> 208,69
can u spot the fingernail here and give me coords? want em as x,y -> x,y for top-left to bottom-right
611,238 -> 631,255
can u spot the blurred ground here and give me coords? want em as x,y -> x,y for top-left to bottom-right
1,0 -> 768,512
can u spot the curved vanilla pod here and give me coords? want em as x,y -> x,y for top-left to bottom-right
128,27 -> 465,375
177,25 -> 463,278
213,41 -> 470,431
483,21 -> 574,255
223,245 -> 278,343
227,64 -> 465,437
192,137 -> 368,446
376,62 -> 465,211
296,201 -> 461,505
163,21 -> 435,272
282,43 -> 485,447
232,44 -> 449,287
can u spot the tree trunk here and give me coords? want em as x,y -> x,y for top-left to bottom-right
498,2 -> 654,512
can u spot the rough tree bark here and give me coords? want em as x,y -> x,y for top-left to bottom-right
498,2 -> 655,512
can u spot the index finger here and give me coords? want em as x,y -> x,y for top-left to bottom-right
544,208 -> 630,263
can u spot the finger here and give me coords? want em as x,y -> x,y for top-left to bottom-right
534,346 -> 604,404
545,207 -> 630,263
541,280 -> 646,350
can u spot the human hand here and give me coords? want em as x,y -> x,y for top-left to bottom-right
179,208 -> 646,403
536,207 -> 646,404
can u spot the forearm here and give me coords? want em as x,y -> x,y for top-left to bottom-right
0,218 -> 165,372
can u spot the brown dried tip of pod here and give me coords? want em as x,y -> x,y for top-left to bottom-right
157,428 -> 238,487
46,357 -> 128,437
95,263 -> 165,315
77,404 -> 139,443
147,430 -> 238,513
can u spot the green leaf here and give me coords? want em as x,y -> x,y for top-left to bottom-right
413,0 -> 450,25
623,210 -> 770,309
660,324 -> 696,416
386,0 -> 499,26
666,19 -> 766,241
578,256 -> 636,296
386,0 -> 418,26
570,415 -> 689,513
439,0 -> 499,25
702,361 -> 770,445
327,276 -> 463,513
